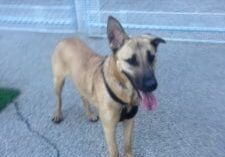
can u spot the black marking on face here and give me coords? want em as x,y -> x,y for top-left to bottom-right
125,54 -> 139,66
147,50 -> 155,63
122,70 -> 140,97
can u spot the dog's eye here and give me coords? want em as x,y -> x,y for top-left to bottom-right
147,50 -> 155,63
125,54 -> 138,66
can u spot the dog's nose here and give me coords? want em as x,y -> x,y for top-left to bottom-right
143,74 -> 157,91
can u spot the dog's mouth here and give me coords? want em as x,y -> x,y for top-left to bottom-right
122,71 -> 157,111
138,91 -> 157,111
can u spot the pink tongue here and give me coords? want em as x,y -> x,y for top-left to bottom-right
139,91 -> 157,111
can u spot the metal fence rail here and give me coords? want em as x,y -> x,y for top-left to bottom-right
0,0 -> 225,43
0,4 -> 76,33
84,0 -> 225,43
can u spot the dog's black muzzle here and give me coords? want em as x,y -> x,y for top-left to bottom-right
123,70 -> 157,94
141,72 -> 158,92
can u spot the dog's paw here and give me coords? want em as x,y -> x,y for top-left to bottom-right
52,112 -> 63,124
88,114 -> 99,123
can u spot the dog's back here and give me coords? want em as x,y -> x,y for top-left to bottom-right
51,38 -> 103,100
52,38 -> 101,76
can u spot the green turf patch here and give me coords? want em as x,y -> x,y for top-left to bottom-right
0,88 -> 20,111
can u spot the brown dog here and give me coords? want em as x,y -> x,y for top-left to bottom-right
51,16 -> 165,157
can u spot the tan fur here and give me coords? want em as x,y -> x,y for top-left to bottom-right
52,38 -> 136,157
51,17 -> 164,157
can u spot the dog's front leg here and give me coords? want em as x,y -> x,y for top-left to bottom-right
123,118 -> 134,157
100,110 -> 119,157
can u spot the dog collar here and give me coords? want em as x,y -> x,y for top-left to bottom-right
100,57 -> 138,121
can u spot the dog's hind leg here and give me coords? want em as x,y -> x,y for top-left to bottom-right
52,75 -> 65,123
81,97 -> 99,122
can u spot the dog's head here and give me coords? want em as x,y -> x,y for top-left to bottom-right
107,16 -> 165,110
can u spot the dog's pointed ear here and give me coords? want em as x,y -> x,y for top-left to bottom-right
151,37 -> 166,51
107,16 -> 129,53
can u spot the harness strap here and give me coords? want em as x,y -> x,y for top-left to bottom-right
100,57 -> 138,121
120,106 -> 138,121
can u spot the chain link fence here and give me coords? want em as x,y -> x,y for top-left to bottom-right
0,0 -> 225,43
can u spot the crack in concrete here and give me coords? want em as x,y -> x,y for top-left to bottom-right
14,102 -> 60,157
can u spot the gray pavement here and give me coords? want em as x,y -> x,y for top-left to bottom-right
0,30 -> 225,157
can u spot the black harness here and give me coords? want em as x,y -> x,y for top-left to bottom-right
100,58 -> 138,121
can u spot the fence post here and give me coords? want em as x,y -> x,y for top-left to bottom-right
74,0 -> 101,35
74,0 -> 88,33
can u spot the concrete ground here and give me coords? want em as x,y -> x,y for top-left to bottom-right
0,30 -> 225,157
